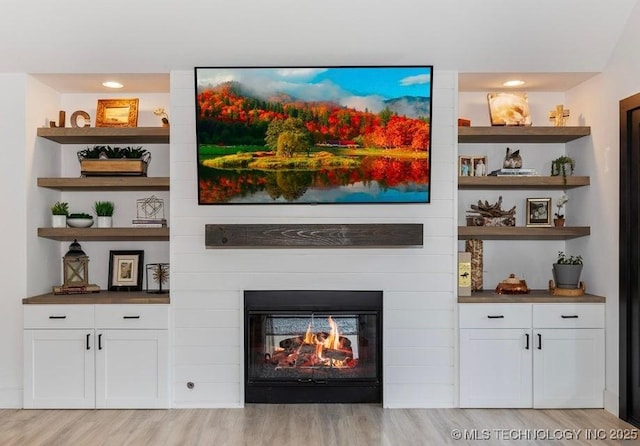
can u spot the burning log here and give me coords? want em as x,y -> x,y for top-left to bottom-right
323,348 -> 352,361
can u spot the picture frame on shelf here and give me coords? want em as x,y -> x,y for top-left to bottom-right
472,156 -> 488,176
458,156 -> 472,176
526,197 -> 552,227
108,250 -> 144,291
487,92 -> 532,126
96,98 -> 139,128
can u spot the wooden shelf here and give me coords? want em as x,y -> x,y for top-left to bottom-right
37,127 -> 169,144
458,126 -> 590,143
458,175 -> 590,189
38,177 -> 170,191
38,227 -> 169,241
23,290 -> 170,305
458,226 -> 590,240
458,289 -> 605,303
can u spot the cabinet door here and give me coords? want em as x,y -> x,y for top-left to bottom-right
533,328 -> 604,408
460,328 -> 532,408
95,330 -> 168,408
24,329 -> 95,408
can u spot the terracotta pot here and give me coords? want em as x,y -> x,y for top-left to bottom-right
554,218 -> 565,227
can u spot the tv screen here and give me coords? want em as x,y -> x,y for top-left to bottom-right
195,66 -> 432,204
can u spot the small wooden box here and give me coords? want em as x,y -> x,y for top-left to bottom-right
458,118 -> 471,127
80,159 -> 148,176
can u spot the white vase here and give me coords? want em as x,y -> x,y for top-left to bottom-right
52,215 -> 67,228
97,216 -> 113,228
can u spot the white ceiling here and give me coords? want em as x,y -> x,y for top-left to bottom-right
5,0 -> 639,92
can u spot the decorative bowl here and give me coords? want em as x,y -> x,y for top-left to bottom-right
495,273 -> 529,294
66,218 -> 94,228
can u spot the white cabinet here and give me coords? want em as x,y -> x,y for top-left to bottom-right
24,304 -> 169,409
459,302 -> 604,409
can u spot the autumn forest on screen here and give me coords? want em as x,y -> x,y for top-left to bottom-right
195,68 -> 432,204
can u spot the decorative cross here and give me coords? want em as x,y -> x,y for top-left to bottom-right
549,104 -> 570,127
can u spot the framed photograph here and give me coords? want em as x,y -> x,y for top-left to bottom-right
526,198 -> 552,227
108,250 -> 144,291
96,98 -> 139,128
195,66 -> 433,204
472,156 -> 488,176
487,92 -> 531,126
458,156 -> 472,176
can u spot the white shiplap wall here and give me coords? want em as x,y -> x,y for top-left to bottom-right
169,70 -> 458,408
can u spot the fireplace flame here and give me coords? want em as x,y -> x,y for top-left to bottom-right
324,316 -> 340,351
266,315 -> 356,369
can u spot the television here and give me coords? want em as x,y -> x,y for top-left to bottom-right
195,66 -> 432,204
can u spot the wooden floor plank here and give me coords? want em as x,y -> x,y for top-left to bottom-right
0,405 -> 638,446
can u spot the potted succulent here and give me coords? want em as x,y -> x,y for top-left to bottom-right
551,155 -> 575,185
94,201 -> 115,228
66,212 -> 94,228
552,251 -> 583,289
77,145 -> 150,176
51,201 -> 69,228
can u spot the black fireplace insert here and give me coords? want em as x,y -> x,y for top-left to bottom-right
244,290 -> 382,404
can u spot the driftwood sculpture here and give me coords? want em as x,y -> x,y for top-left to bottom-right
466,196 -> 516,227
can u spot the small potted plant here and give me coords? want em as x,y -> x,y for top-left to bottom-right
154,107 -> 169,127
552,251 -> 583,289
94,201 -> 115,228
554,194 -> 568,227
51,201 -> 69,228
551,155 -> 575,185
66,212 -> 94,228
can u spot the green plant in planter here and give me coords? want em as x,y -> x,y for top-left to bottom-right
553,251 -> 583,289
551,156 -> 575,185
556,251 -> 583,265
93,201 -> 115,217
77,145 -> 148,160
51,201 -> 69,216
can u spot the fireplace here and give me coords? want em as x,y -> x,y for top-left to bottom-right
244,290 -> 382,404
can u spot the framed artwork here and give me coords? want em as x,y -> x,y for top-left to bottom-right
108,250 -> 144,291
526,198 -> 552,227
195,66 -> 433,204
96,98 -> 139,128
472,156 -> 488,176
458,156 -> 472,176
487,92 -> 531,126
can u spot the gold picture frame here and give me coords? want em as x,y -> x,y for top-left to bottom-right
96,98 -> 139,128
526,197 -> 552,227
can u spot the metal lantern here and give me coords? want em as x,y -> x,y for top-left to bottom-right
146,263 -> 169,294
62,239 -> 89,288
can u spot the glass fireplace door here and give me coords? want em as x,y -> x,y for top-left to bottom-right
247,311 -> 379,382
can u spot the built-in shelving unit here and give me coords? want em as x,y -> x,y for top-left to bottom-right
458,226 -> 590,240
23,290 -> 170,305
458,175 -> 589,189
458,289 -> 605,303
458,126 -> 590,143
38,227 -> 169,241
36,126 -> 170,244
38,177 -> 170,191
458,126 -> 591,241
37,127 -> 169,144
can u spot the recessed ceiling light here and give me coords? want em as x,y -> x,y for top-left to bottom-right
102,81 -> 124,89
503,79 -> 525,87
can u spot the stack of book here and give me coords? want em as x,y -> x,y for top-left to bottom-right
492,168 -> 539,176
132,218 -> 167,228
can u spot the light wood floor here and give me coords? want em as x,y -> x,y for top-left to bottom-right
1,405 -> 639,446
